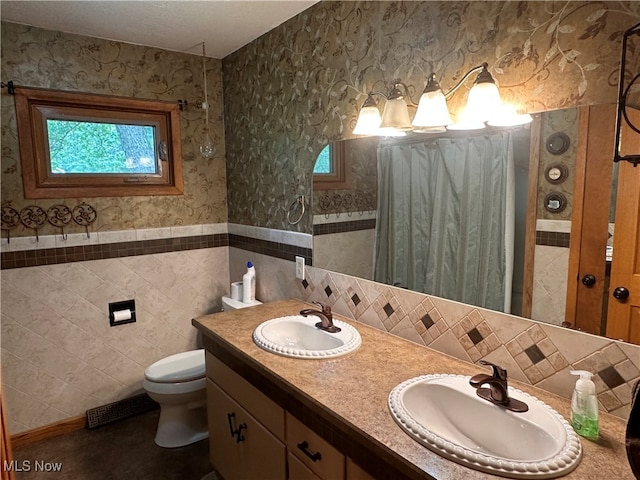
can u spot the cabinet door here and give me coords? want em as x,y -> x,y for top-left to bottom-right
346,458 -> 375,480
288,452 -> 322,480
207,379 -> 286,480
286,413 -> 345,480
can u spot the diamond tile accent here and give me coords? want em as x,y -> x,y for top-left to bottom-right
324,285 -> 333,297
372,290 -> 405,332
524,344 -> 545,364
342,284 -> 370,319
407,300 -> 446,345
467,327 -> 483,345
598,366 -> 626,390
301,279 -> 309,289
507,325 -> 568,385
421,314 -> 435,330
450,310 -> 499,363
352,293 -> 361,307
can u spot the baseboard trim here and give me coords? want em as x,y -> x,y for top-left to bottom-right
10,415 -> 86,449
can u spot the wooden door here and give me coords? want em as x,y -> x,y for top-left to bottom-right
566,105 -> 617,335
606,107 -> 640,343
1,380 -> 16,480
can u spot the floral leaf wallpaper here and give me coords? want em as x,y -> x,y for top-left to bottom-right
223,1 -> 640,233
1,22 -> 227,237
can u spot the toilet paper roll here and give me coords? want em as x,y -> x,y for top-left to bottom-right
231,282 -> 243,301
112,309 -> 132,322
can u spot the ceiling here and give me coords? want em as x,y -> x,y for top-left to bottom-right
0,0 -> 319,58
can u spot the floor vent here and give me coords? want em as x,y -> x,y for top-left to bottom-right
86,393 -> 159,429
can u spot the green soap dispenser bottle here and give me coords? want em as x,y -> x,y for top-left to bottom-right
570,370 -> 599,439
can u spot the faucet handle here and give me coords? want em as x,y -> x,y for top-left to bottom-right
479,360 -> 507,381
312,301 -> 331,315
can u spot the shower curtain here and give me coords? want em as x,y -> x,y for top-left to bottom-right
374,131 -> 515,313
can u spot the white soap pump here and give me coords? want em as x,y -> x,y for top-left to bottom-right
569,370 -> 599,439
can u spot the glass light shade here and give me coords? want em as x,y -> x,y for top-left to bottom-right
446,109 -> 486,130
353,104 -> 382,135
465,81 -> 502,123
379,97 -> 413,134
412,90 -> 452,128
487,105 -> 533,126
200,130 -> 216,158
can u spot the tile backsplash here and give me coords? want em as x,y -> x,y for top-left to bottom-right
249,251 -> 639,421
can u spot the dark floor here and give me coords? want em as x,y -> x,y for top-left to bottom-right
12,410 -> 214,480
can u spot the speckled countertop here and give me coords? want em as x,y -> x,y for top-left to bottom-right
192,299 -> 634,480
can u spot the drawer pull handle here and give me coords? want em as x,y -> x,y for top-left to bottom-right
227,412 -> 247,443
297,441 -> 322,462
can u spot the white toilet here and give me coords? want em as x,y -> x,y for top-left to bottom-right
143,349 -> 208,448
143,296 -> 262,448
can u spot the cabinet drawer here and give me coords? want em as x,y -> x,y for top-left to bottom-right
288,452 -> 322,480
206,351 -> 285,440
207,379 -> 286,480
286,413 -> 345,480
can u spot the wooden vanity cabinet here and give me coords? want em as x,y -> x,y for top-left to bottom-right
286,413 -> 345,480
205,353 -> 286,480
205,352 -> 374,480
346,458 -> 376,480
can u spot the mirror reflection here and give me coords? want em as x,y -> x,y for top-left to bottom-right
312,106 -> 638,344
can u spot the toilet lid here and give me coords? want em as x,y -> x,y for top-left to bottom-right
144,349 -> 205,383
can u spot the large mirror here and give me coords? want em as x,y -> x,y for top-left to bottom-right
312,105 -> 640,344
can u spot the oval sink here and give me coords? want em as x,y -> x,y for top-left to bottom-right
389,374 -> 581,479
253,315 -> 361,359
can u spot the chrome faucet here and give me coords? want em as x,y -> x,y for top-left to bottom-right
469,360 -> 528,413
299,302 -> 341,333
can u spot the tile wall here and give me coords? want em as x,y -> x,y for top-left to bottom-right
3,224 -> 637,435
243,248 -> 639,422
531,220 -> 572,326
0,223 -> 314,434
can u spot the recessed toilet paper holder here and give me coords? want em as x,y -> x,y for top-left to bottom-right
109,299 -> 136,326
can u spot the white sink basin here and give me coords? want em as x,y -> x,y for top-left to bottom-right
388,374 -> 582,479
253,315 -> 361,359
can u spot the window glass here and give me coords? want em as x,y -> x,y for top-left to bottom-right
47,120 -> 157,174
313,144 -> 332,174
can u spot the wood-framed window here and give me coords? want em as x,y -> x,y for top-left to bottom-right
14,87 -> 183,198
313,141 -> 350,190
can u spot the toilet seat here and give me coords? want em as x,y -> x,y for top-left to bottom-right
145,349 -> 205,383
143,376 -> 206,395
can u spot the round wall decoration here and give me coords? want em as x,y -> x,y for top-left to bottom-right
545,132 -> 571,155
545,164 -> 569,184
544,192 -> 568,214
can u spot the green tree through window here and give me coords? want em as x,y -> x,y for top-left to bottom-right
47,120 -> 156,174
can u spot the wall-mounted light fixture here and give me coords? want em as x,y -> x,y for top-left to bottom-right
354,63 -> 531,136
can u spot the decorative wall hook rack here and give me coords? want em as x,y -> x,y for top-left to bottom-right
20,205 -> 47,241
47,204 -> 73,240
1,206 -> 20,243
318,191 -> 376,218
0,80 -> 15,95
72,202 -> 97,239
